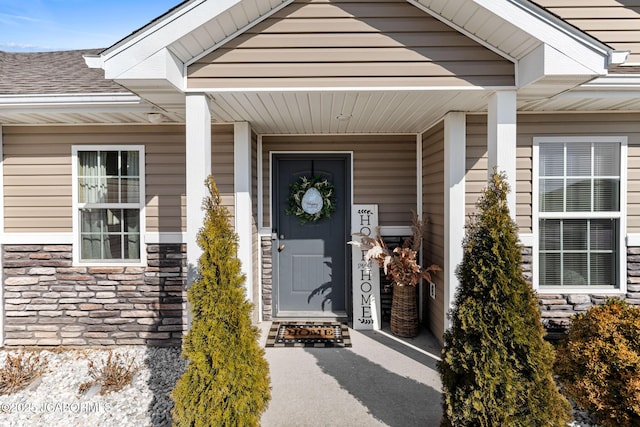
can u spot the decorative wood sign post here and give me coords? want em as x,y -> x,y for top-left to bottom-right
351,204 -> 381,330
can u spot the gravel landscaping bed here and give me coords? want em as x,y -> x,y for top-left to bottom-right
0,346 -> 186,427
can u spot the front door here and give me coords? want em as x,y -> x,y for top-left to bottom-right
273,154 -> 350,317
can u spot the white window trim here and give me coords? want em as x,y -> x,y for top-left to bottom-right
533,136 -> 627,294
71,145 -> 146,267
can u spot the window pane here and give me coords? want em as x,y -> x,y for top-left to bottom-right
567,144 -> 591,176
81,234 -> 104,260
78,151 -> 98,174
124,234 -> 140,259
540,144 -> 564,177
563,220 -> 587,251
594,179 -> 619,211
540,179 -> 564,212
106,178 -> 120,203
123,151 -> 139,177
566,178 -> 591,211
78,177 -> 107,203
122,178 -> 140,203
594,143 -> 619,176
104,151 -> 119,176
590,219 -> 616,251
563,253 -> 588,286
81,209 -> 105,233
106,234 -> 122,259
591,253 -> 615,286
124,210 -> 140,232
540,253 -> 561,286
540,219 -> 560,251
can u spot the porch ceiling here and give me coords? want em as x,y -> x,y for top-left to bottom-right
207,89 -> 493,134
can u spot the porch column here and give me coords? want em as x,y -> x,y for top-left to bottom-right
185,93 -> 212,285
444,112 -> 466,330
487,90 -> 517,219
234,122 -> 253,302
0,125 -> 4,345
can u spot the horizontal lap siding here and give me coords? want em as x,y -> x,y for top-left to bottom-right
3,125 -> 187,233
3,124 -> 234,234
422,122 -> 445,341
534,0 -> 640,64
187,0 -> 514,89
261,134 -> 417,228
467,113 -> 640,235
211,125 -> 235,223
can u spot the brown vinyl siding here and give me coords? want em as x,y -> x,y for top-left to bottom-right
466,113 -> 640,234
187,0 -> 514,89
534,0 -> 640,64
422,121 -> 445,342
261,134 -> 417,227
3,125 -> 186,233
3,124 -> 235,234
211,124 -> 235,222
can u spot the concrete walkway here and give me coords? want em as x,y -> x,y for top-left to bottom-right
259,323 -> 443,427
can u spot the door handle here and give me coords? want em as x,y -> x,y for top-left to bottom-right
278,244 -> 285,252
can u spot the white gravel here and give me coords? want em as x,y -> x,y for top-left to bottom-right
0,346 -> 186,427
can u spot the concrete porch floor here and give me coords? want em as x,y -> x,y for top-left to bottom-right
259,322 -> 443,426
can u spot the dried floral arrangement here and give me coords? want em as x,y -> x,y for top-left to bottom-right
350,214 -> 440,287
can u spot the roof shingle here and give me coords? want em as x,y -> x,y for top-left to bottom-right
0,49 -> 129,95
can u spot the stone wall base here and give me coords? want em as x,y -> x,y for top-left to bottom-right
3,244 -> 187,346
521,246 -> 640,333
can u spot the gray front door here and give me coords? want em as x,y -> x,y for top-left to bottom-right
273,154 -> 350,317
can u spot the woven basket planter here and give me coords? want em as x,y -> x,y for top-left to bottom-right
390,283 -> 418,337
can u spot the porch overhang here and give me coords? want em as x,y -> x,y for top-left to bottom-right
82,0 -> 623,134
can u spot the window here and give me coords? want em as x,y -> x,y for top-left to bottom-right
534,137 -> 626,291
73,146 -> 144,264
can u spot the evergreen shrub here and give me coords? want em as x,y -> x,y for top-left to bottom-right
438,171 -> 571,426
171,176 -> 271,427
555,299 -> 640,427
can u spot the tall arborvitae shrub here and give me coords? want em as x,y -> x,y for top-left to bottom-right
171,176 -> 270,427
438,171 -> 571,426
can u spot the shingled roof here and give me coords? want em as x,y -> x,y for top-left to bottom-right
0,49 -> 129,95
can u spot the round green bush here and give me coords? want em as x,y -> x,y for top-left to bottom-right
555,299 -> 640,427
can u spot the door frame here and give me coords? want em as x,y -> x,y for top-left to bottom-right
270,151 -> 354,319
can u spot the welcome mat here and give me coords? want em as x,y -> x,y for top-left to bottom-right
265,322 -> 352,348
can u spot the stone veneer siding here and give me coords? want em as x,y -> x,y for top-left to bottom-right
522,247 -> 640,331
3,244 -> 186,346
261,235 -> 272,320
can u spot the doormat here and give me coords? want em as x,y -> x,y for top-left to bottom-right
265,322 -> 352,348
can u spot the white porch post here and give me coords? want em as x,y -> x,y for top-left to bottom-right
444,112 -> 466,331
234,122 -> 253,302
185,93 -> 212,286
0,125 -> 4,345
487,91 -> 517,219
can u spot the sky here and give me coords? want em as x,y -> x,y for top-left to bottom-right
0,0 -> 181,52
